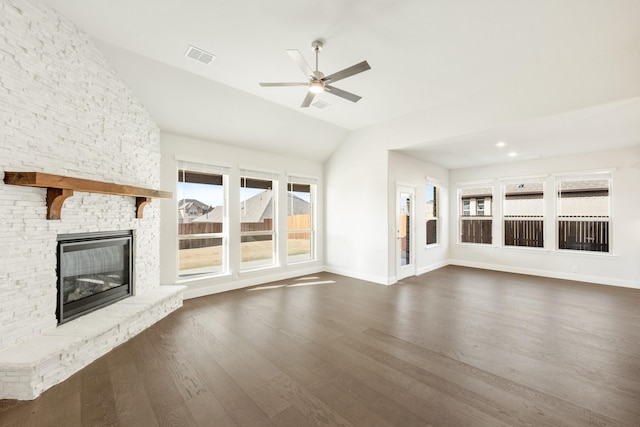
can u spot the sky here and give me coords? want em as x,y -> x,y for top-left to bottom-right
178,182 -> 224,207
426,184 -> 435,203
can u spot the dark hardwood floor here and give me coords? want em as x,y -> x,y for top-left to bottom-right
2,266 -> 640,426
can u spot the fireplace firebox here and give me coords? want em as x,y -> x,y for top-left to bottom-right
57,230 -> 133,324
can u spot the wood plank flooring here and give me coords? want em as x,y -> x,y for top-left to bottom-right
2,266 -> 640,426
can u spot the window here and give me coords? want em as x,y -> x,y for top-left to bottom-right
556,172 -> 611,253
459,185 -> 493,244
425,184 -> 439,245
177,163 -> 227,278
287,177 -> 315,263
240,172 -> 277,270
503,181 -> 544,248
462,200 -> 471,216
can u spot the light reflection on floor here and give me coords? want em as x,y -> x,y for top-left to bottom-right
246,276 -> 336,291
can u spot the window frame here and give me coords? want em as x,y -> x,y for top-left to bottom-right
501,179 -> 545,249
176,163 -> 229,280
425,182 -> 439,246
286,177 -> 316,264
458,184 -> 494,245
555,171 -> 612,254
239,171 -> 278,271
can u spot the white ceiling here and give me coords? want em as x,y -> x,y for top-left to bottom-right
47,0 -> 640,167
397,97 -> 640,169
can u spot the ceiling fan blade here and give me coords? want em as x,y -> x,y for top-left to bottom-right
300,91 -> 316,108
324,85 -> 362,103
286,49 -> 314,78
322,61 -> 371,84
259,82 -> 308,87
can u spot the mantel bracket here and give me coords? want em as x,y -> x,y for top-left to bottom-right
135,197 -> 152,219
46,188 -> 74,220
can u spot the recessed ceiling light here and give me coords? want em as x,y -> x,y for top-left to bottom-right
508,152 -> 518,157
496,141 -> 506,148
185,45 -> 215,65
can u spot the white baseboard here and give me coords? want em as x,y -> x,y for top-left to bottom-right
183,259 -> 639,300
323,266 -> 392,286
416,260 -> 450,276
448,259 -> 640,289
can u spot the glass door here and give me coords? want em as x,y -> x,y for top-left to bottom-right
396,185 -> 416,280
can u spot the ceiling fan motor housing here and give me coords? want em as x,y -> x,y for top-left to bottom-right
311,40 -> 324,52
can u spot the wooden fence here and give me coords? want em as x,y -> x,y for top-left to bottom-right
179,216 -> 312,249
426,219 -> 437,245
460,218 -> 492,244
288,214 -> 311,240
179,222 -> 222,235
504,219 -> 544,248
460,218 -> 608,251
558,220 -> 609,252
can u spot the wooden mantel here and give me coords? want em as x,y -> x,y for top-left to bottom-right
3,172 -> 172,220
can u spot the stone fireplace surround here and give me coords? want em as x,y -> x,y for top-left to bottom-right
0,181 -> 185,400
0,0 -> 184,400
0,284 -> 184,400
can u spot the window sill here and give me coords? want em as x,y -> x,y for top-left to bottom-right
287,258 -> 317,266
552,249 -> 617,258
497,245 -> 549,253
456,242 -> 496,248
424,243 -> 441,249
177,272 -> 232,285
240,264 -> 280,275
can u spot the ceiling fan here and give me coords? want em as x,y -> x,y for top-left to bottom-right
259,40 -> 371,108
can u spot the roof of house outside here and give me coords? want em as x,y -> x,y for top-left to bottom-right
178,198 -> 214,222
178,199 -> 212,211
192,191 -> 310,223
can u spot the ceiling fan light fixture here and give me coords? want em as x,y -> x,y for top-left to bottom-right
309,79 -> 325,93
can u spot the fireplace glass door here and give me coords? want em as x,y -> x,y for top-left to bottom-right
57,231 -> 132,324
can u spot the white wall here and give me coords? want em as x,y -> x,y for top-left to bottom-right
323,26 -> 638,286
324,128 -> 390,284
160,132 -> 325,298
449,146 -> 640,288
0,0 -> 162,351
388,152 -> 450,280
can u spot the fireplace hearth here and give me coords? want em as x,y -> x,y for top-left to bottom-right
57,230 -> 133,324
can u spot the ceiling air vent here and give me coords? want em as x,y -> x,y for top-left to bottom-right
185,45 -> 215,65
312,100 -> 330,109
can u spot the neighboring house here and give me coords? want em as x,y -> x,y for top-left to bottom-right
461,181 -> 609,217
178,199 -> 214,223
503,182 -> 544,217
557,179 -> 609,218
460,188 -> 493,217
189,191 -> 311,225
459,180 -> 610,249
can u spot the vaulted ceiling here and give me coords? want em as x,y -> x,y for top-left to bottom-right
48,0 -> 640,167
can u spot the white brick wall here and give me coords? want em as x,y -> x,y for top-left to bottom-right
0,286 -> 184,400
0,0 -> 181,399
